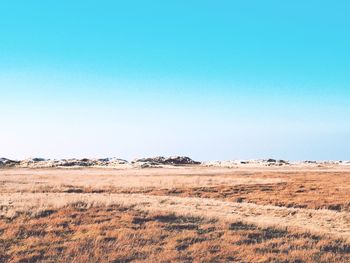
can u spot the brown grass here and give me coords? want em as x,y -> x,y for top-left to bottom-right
0,166 -> 349,262
2,167 -> 349,212
1,204 -> 349,263
1,193 -> 349,241
147,171 -> 350,212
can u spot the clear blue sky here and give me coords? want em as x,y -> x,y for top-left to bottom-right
1,1 -> 349,160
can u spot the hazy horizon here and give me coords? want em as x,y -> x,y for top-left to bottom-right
1,1 -> 350,161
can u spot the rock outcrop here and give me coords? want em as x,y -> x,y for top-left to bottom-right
1,157 -> 348,169
0,158 -> 19,167
0,156 -> 201,168
132,156 -> 201,167
1,157 -> 129,168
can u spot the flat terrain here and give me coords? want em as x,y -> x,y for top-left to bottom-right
0,166 -> 349,262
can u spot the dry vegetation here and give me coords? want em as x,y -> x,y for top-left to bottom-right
0,166 -> 349,262
147,171 -> 350,212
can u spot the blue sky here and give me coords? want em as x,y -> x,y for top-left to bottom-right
1,1 -> 349,160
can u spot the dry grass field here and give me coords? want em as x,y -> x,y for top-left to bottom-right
0,166 -> 349,262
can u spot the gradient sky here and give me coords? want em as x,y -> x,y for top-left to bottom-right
1,1 -> 350,161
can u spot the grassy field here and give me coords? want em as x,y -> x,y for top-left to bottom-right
0,166 -> 349,262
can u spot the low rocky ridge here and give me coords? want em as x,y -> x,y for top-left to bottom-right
0,158 -> 129,168
0,158 -> 20,167
132,156 -> 201,168
0,156 -> 200,168
1,157 -> 349,168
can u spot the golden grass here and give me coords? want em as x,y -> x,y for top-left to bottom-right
0,166 -> 349,262
1,192 -> 350,241
0,167 -> 285,193
1,204 -> 349,263
147,171 -> 350,212
2,167 -> 350,212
